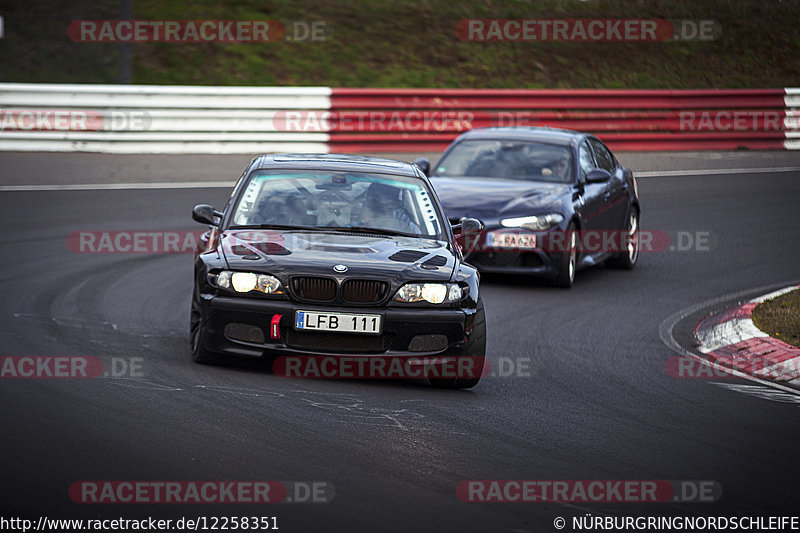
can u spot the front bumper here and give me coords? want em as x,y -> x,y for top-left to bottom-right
199,295 -> 477,359
461,225 -> 564,278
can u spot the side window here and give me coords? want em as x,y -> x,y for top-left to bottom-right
589,138 -> 615,173
578,141 -> 595,179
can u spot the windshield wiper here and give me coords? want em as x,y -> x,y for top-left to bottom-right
230,224 -> 423,238
324,226 -> 419,238
229,224 -> 322,231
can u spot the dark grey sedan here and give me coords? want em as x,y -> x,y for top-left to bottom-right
414,127 -> 641,288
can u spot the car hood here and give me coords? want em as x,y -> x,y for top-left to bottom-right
430,176 -> 570,221
219,229 -> 456,283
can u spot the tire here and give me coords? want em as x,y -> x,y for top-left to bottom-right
190,292 -> 221,364
554,222 -> 578,288
606,209 -> 639,270
429,298 -> 486,390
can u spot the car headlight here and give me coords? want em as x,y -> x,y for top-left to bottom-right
209,271 -> 283,295
500,213 -> 564,231
394,283 -> 462,304
232,272 -> 257,292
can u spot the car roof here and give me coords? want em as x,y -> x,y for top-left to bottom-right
454,126 -> 586,146
253,153 -> 422,176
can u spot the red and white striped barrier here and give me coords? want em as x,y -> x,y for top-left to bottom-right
1,84 -> 798,153
328,88 -> 800,152
695,285 -> 800,387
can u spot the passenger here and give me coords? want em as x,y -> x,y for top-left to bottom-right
359,182 -> 420,233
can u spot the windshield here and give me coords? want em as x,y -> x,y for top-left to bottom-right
230,170 -> 444,238
433,140 -> 575,183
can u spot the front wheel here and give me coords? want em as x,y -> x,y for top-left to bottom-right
554,222 -> 578,288
606,209 -> 639,270
429,298 -> 486,390
190,293 -> 221,364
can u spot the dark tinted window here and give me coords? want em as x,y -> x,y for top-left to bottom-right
589,138 -> 616,173
578,141 -> 595,179
433,140 -> 574,183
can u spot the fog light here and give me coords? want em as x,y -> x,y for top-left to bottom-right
224,323 -> 265,344
408,334 -> 448,352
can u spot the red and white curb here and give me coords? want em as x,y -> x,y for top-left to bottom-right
695,285 -> 800,387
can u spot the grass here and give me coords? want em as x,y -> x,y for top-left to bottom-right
1,0 -> 799,88
752,289 -> 800,349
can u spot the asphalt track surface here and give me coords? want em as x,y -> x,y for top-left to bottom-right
1,152 -> 800,532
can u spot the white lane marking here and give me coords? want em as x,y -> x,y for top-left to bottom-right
636,166 -> 800,178
711,382 -> 800,405
658,280 -> 800,399
1,166 -> 800,191
751,285 -> 798,303
0,181 -> 236,191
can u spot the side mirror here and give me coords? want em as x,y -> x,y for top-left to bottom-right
413,157 -> 431,176
585,168 -> 612,183
192,204 -> 221,226
452,217 -> 483,235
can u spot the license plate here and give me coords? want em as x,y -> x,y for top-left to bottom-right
487,232 -> 536,250
294,311 -> 382,335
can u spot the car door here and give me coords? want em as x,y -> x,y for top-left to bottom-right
576,139 -> 609,251
589,137 -> 628,230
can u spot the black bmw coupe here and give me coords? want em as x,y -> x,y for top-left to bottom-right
415,127 -> 641,288
191,154 -> 485,388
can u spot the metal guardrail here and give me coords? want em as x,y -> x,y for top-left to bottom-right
0,84 -> 331,153
0,83 -> 797,153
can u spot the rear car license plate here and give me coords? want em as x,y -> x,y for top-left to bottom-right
294,311 -> 382,335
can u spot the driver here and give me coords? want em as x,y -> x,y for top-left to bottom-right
359,182 -> 420,233
541,154 -> 570,180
